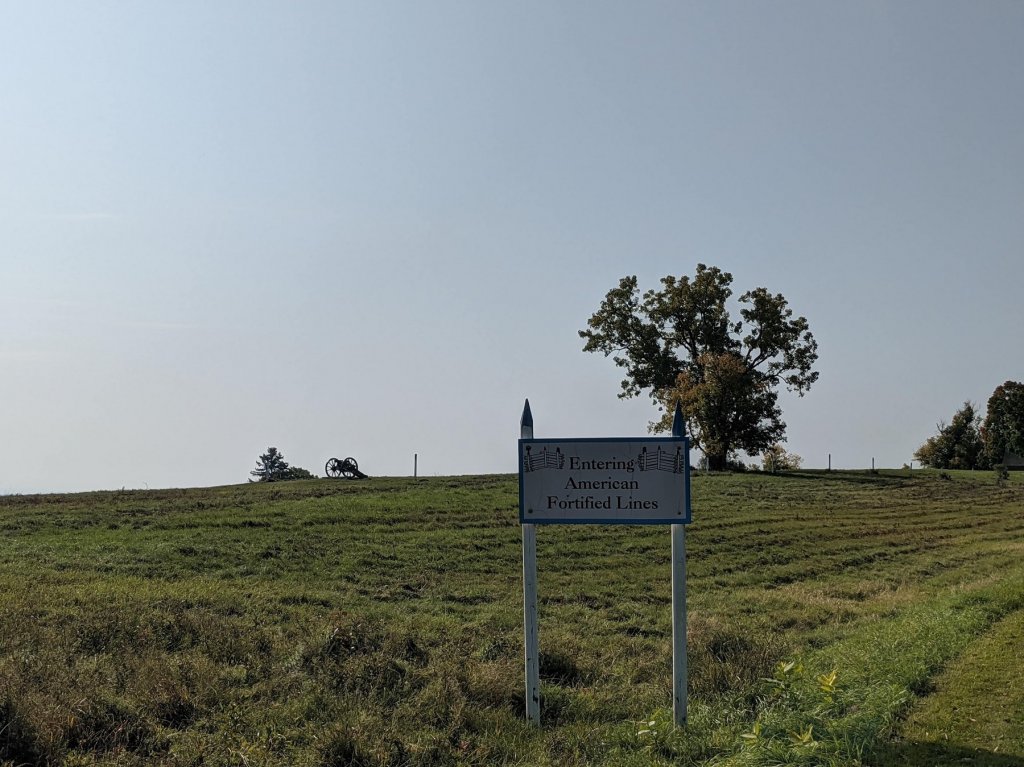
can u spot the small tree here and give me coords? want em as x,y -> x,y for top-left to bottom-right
251,447 -> 289,482
914,402 -> 987,470
761,444 -> 802,472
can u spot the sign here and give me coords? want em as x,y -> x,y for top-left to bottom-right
517,400 -> 692,729
519,437 -> 691,524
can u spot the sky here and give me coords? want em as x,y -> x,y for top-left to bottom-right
2,1 -> 1022,494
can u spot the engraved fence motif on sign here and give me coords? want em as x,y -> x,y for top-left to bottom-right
522,446 -> 564,472
637,445 -> 685,474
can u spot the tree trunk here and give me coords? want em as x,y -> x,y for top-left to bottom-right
707,452 -> 728,472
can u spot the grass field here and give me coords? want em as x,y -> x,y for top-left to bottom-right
1,469 -> 1023,766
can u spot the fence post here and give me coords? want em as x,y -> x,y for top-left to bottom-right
521,399 -> 540,725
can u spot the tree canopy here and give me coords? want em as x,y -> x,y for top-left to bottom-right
580,264 -> 818,470
982,380 -> 1024,465
913,402 -> 987,470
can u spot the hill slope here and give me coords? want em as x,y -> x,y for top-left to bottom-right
0,470 -> 1022,766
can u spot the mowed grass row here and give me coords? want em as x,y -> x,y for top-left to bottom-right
879,608 -> 1024,765
0,470 -> 1022,766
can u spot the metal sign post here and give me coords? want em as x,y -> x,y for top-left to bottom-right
670,403 -> 688,727
518,400 -> 691,727
520,400 -> 540,724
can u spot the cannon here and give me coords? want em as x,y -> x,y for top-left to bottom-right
325,456 -> 368,479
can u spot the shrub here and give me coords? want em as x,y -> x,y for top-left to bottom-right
762,444 -> 803,473
281,466 -> 317,481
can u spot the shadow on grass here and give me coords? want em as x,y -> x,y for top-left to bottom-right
875,739 -> 1024,767
753,470 -> 910,485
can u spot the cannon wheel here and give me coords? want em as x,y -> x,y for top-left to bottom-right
341,457 -> 359,479
325,458 -> 345,478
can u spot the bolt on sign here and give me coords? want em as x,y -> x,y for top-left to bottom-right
517,400 -> 693,729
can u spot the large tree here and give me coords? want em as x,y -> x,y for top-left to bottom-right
579,264 -> 818,470
914,402 -> 987,470
982,380 -> 1024,465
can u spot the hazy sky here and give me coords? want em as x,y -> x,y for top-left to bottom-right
2,2 -> 1022,493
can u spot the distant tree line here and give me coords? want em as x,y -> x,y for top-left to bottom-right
914,381 -> 1024,470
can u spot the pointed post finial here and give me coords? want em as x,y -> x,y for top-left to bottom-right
521,399 -> 534,439
672,401 -> 685,438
